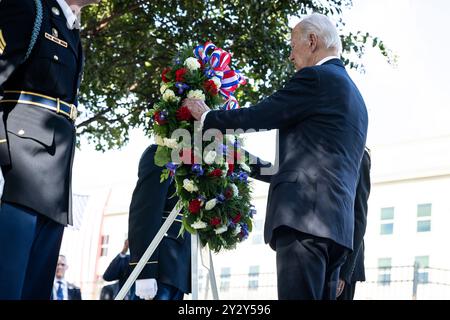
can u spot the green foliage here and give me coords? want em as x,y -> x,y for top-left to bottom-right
77,0 -> 391,150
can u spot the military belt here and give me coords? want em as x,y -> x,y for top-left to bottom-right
0,90 -> 78,122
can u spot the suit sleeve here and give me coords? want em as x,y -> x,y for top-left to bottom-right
128,147 -> 170,280
0,0 -> 35,92
204,67 -> 319,132
243,149 -> 273,183
340,150 -> 371,283
103,254 -> 129,282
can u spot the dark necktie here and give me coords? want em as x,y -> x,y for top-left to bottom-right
56,281 -> 64,300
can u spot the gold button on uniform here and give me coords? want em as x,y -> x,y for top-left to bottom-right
53,55 -> 59,61
52,7 -> 60,16
18,129 -> 25,136
52,28 -> 58,38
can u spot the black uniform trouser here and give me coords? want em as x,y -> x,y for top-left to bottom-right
274,226 -> 348,300
0,202 -> 64,300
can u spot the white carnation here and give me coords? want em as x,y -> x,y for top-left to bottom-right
163,89 -> 178,102
183,179 -> 198,193
204,151 -> 217,164
230,183 -> 239,198
233,224 -> 242,235
184,57 -> 201,71
160,82 -> 169,95
154,135 -> 164,146
187,89 -> 206,101
163,138 -> 178,149
205,199 -> 218,211
191,220 -> 207,230
214,225 -> 228,235
240,163 -> 251,173
211,76 -> 222,89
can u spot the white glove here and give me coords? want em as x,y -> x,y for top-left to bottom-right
135,278 -> 158,300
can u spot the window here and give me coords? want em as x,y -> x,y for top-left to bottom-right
380,207 -> 394,235
417,204 -> 431,233
100,235 -> 109,257
378,258 -> 392,286
220,267 -> 231,292
248,265 -> 260,290
415,256 -> 429,284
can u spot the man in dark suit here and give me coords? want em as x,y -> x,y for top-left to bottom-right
128,145 -> 191,300
337,148 -> 371,300
186,13 -> 368,299
102,239 -> 137,300
0,0 -> 99,299
51,255 -> 82,300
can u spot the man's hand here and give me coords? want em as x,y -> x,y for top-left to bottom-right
135,279 -> 158,300
183,98 -> 210,120
336,279 -> 345,298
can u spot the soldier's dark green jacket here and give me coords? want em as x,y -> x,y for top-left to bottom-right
0,0 -> 84,225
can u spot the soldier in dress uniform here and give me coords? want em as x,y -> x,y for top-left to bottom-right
0,0 -> 99,300
128,145 -> 191,300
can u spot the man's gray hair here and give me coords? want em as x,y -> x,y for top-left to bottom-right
299,13 -> 342,54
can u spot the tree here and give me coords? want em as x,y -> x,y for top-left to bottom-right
78,0 -> 391,150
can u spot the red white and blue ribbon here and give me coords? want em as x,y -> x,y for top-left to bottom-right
193,42 -> 247,109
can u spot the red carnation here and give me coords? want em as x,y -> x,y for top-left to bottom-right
208,168 -> 223,177
225,188 -> 233,199
176,106 -> 193,121
179,148 -> 194,164
227,163 -> 235,175
175,68 -> 188,82
203,79 -> 219,96
232,213 -> 241,224
154,111 -> 168,125
162,67 -> 171,83
188,199 -> 202,214
210,217 -> 221,226
179,148 -> 200,164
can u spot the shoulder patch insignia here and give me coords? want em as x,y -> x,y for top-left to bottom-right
0,30 -> 6,55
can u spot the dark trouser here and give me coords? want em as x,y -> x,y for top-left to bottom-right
154,282 -> 184,300
0,202 -> 64,300
337,281 -> 356,300
274,227 -> 348,300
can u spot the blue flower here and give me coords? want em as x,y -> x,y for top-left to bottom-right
238,172 -> 248,183
216,193 -> 226,203
175,82 -> 190,95
240,223 -> 249,240
159,109 -> 168,121
174,56 -> 181,65
191,164 -> 204,176
229,172 -> 238,181
165,162 -> 178,176
248,206 -> 257,218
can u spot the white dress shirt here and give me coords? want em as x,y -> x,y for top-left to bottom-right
53,278 -> 69,300
56,0 -> 80,30
316,55 -> 340,66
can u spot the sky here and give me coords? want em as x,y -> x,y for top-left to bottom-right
71,0 -> 450,196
